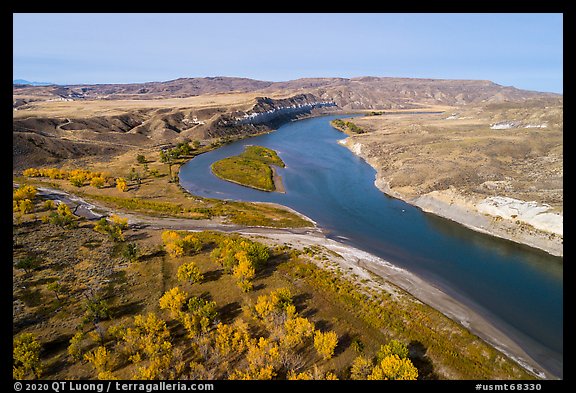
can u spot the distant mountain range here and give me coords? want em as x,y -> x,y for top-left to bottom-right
12,76 -> 560,110
13,79 -> 55,86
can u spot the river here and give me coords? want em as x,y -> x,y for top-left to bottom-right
179,114 -> 563,378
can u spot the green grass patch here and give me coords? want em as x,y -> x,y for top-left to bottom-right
241,145 -> 285,167
210,200 -> 311,228
79,193 -> 311,229
81,194 -> 205,218
212,157 -> 274,191
211,146 -> 285,192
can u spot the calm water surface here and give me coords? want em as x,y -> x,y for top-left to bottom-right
180,115 -> 563,377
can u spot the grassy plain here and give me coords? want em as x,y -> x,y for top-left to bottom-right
13,93 -> 259,118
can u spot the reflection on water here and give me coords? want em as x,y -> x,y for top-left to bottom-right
423,213 -> 563,281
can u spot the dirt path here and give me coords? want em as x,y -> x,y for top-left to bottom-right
55,118 -> 72,131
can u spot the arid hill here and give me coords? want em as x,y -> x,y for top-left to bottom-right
13,76 -> 274,104
264,77 -> 558,109
14,76 -> 558,108
13,91 -> 335,169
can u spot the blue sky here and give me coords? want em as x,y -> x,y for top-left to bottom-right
13,13 -> 563,93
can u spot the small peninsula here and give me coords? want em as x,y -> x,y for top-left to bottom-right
330,119 -> 365,135
211,145 -> 285,192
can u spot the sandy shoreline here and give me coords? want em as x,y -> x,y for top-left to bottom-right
271,166 -> 286,193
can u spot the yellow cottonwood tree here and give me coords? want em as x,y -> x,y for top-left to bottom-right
181,297 -> 218,336
84,346 -> 114,378
161,230 -> 181,244
112,313 -> 180,380
90,176 -> 106,188
93,215 -> 127,242
159,287 -> 188,319
210,237 -> 269,273
13,185 -> 37,201
376,339 -> 409,361
253,287 -> 296,326
110,214 -> 128,229
287,370 -> 313,380
214,321 -> 251,358
287,366 -> 339,380
246,337 -> 281,370
188,362 -> 210,380
67,331 -> 85,361
116,177 -> 128,192
229,365 -> 275,380
324,371 -> 339,380
232,251 -> 255,292
177,262 -> 204,284
182,235 -> 202,254
281,317 -> 315,348
313,330 -> 338,360
17,199 -> 34,214
162,231 -> 202,258
133,354 -> 172,380
165,242 -> 184,258
23,168 -> 41,177
350,356 -> 373,380
69,175 -> 85,187
118,313 -> 172,368
13,333 -> 43,379
368,354 -> 418,380
229,337 -> 280,380
43,199 -> 56,210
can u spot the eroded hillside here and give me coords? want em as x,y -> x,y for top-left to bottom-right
13,92 -> 334,170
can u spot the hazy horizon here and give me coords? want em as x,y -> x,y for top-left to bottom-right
13,13 -> 563,94
11,74 -> 563,95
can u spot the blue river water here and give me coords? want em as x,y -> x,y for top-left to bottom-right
180,114 -> 563,378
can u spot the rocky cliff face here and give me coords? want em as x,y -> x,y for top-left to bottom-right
205,94 -> 337,138
235,94 -> 336,126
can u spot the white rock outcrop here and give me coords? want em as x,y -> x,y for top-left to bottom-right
349,142 -> 363,155
476,196 -> 563,236
490,121 -> 521,130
